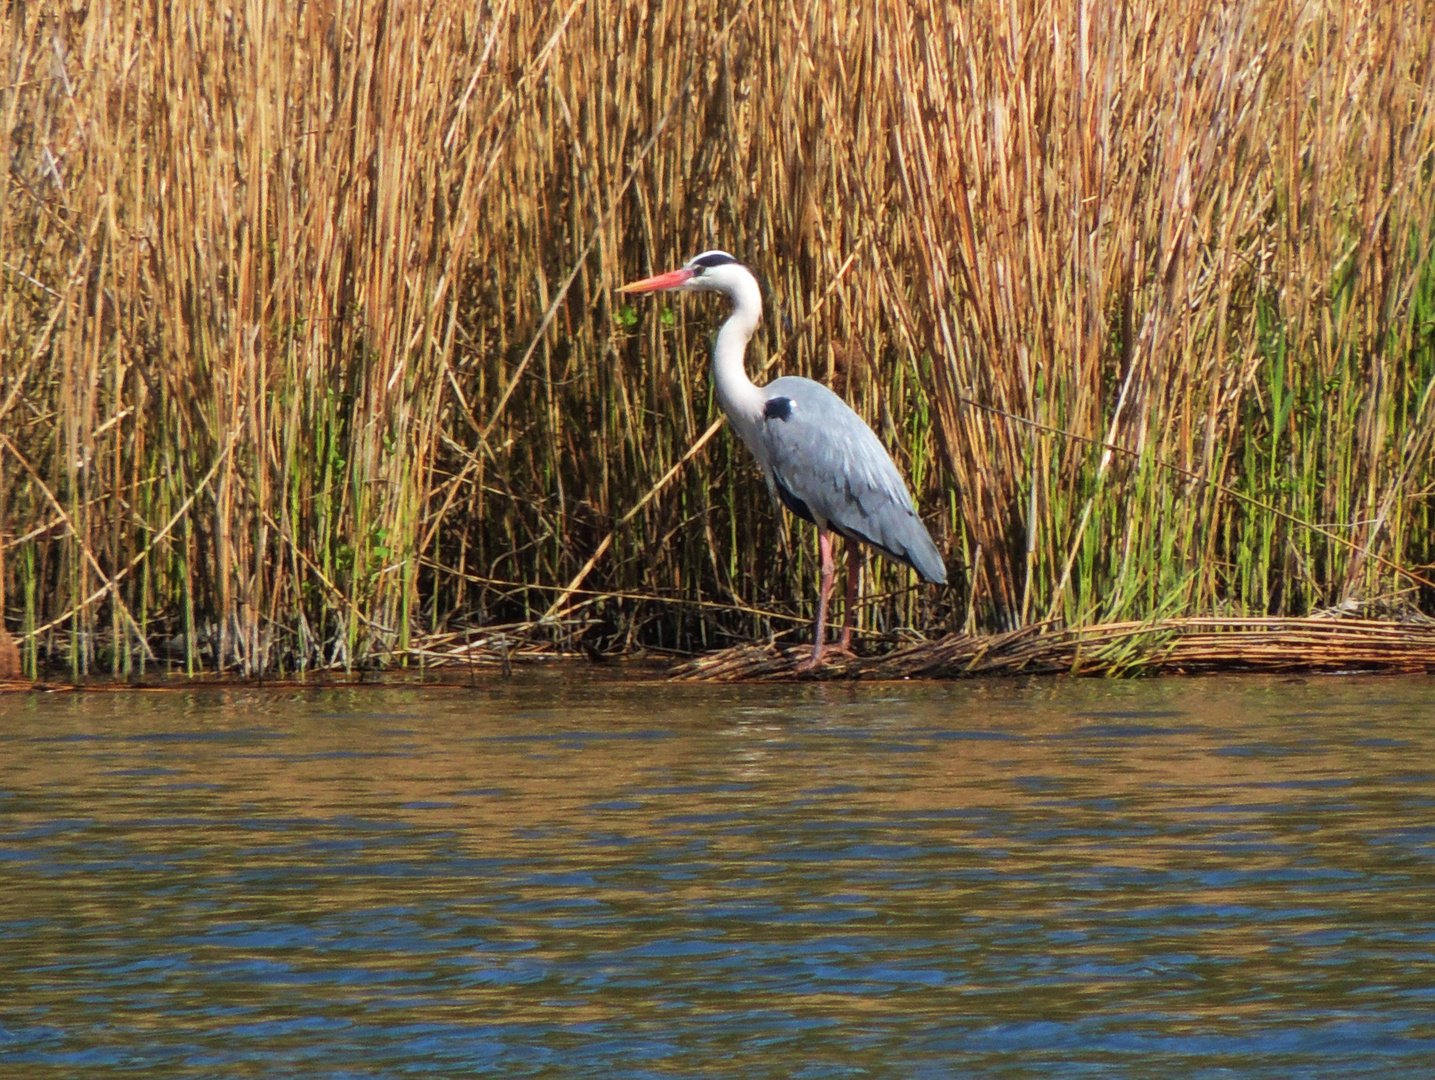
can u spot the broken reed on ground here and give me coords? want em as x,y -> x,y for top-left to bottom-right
2,0 -> 1434,679
672,615 -> 1435,681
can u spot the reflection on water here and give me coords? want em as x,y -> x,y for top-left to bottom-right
2,674 -> 1434,1077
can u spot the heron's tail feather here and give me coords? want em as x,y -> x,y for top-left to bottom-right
889,519 -> 947,585
833,511 -> 947,585
901,523 -> 948,585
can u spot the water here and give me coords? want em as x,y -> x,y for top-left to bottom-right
2,673 -> 1434,1078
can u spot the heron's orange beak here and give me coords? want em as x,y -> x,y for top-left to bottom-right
617,267 -> 694,293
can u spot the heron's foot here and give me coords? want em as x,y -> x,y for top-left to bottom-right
794,648 -> 826,674
793,644 -> 855,673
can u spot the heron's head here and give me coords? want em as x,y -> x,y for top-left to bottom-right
617,250 -> 755,299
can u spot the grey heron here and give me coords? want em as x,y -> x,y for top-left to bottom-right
619,250 -> 946,669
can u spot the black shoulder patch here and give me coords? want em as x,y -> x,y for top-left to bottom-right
762,396 -> 793,421
692,251 -> 739,270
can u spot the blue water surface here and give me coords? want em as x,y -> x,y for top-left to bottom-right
2,674 -> 1433,1078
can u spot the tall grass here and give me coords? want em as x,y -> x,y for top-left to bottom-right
881,1 -> 1435,629
1,0 -> 1432,675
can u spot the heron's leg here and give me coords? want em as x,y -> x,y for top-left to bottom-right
837,543 -> 861,653
798,529 -> 836,670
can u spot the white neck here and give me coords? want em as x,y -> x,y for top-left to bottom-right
710,271 -> 766,427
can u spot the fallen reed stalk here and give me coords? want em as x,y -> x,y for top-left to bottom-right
671,614 -> 1435,681
1,1 -> 1433,678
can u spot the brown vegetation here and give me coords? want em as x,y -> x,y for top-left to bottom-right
1,1 -> 1433,679
0,625 -> 18,679
673,615 -> 1435,680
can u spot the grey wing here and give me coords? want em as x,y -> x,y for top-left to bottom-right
759,377 -> 947,584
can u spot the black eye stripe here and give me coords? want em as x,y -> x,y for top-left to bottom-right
692,251 -> 739,270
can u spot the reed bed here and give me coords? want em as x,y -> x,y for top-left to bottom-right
2,0 -> 1433,678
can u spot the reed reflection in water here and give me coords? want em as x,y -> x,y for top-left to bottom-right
2,675 -> 1434,1078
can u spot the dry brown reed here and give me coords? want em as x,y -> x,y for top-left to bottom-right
2,0 -> 1433,678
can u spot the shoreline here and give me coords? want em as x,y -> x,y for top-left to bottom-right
4,615 -> 1433,691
